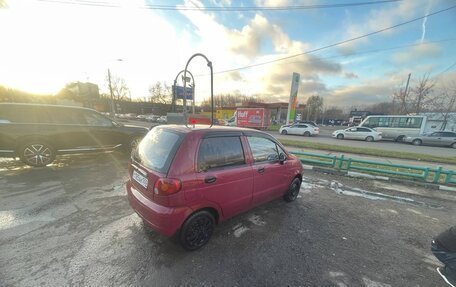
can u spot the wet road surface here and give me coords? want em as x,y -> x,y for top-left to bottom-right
1,153 -> 455,286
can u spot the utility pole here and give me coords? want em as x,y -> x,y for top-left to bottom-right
108,68 -> 115,117
404,73 -> 411,113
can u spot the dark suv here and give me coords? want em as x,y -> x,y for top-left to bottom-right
0,103 -> 148,166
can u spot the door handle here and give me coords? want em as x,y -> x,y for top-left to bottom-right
204,176 -> 217,184
257,167 -> 265,174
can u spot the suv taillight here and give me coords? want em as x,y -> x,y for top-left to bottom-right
153,178 -> 182,195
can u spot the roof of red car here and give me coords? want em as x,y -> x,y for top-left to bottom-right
159,124 -> 266,134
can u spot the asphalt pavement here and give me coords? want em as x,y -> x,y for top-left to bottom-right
1,153 -> 455,286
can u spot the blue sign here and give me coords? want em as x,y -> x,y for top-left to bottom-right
173,85 -> 193,100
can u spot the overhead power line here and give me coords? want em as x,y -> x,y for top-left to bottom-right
207,4 -> 456,76
36,0 -> 402,11
274,38 -> 456,67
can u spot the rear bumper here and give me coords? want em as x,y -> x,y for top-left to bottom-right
126,180 -> 191,237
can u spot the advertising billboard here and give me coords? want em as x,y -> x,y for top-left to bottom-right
236,108 -> 267,129
173,85 -> 194,100
286,72 -> 300,124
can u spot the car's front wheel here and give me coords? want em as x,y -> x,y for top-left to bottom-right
304,131 -> 311,137
365,136 -> 374,142
283,177 -> 301,202
179,211 -> 215,251
412,139 -> 422,146
451,143 -> 456,149
281,130 -> 288,135
336,134 -> 344,139
19,141 -> 56,167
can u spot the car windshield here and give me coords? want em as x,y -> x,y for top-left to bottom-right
135,128 -> 183,173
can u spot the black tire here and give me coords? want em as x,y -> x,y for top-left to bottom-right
451,143 -> 456,149
365,136 -> 374,142
19,141 -> 56,167
283,177 -> 301,202
304,131 -> 311,137
336,134 -> 344,140
179,211 -> 215,251
412,139 -> 422,146
281,130 -> 288,135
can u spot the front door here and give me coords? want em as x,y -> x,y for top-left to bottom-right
246,136 -> 290,206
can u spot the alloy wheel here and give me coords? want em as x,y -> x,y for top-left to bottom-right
23,144 -> 53,166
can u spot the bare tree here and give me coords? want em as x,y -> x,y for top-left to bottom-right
200,93 -> 263,108
149,82 -> 171,104
409,73 -> 435,114
306,95 -> 324,121
433,82 -> 456,130
392,85 -> 409,114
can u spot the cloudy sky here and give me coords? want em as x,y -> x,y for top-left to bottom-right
0,0 -> 455,107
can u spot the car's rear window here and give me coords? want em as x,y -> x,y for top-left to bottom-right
136,128 -> 184,174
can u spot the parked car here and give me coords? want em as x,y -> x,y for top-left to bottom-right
127,126 -> 304,250
332,127 -> 382,142
0,103 -> 149,167
146,115 -> 160,123
279,123 -> 319,136
157,116 -> 167,123
404,131 -> 456,148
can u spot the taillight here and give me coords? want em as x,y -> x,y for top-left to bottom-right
153,178 -> 182,195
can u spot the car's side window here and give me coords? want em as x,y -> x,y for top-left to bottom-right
197,137 -> 245,172
84,111 -> 113,127
51,109 -> 87,125
247,136 -> 279,163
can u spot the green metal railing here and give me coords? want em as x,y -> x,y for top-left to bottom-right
291,151 -> 456,186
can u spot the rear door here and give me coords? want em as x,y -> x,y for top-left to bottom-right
195,136 -> 254,219
246,136 -> 290,206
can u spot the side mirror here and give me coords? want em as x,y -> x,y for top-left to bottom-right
279,152 -> 287,164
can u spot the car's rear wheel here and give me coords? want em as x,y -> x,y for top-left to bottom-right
365,136 -> 374,142
337,134 -> 344,139
304,131 -> 311,137
281,130 -> 288,135
283,177 -> 301,202
19,141 -> 55,167
412,139 -> 422,146
179,211 -> 215,251
451,143 -> 456,149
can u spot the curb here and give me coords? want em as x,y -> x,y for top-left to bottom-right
303,164 -> 455,191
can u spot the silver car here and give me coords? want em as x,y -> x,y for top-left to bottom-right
404,131 -> 456,148
332,127 -> 382,142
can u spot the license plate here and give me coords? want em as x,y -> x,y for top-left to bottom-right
132,170 -> 148,188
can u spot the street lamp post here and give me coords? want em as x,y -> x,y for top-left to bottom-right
182,53 -> 213,127
108,68 -> 115,117
107,59 -> 123,118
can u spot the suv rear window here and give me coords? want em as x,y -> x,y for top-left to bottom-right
136,128 -> 184,173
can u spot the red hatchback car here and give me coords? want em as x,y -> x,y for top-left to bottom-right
126,125 -> 304,250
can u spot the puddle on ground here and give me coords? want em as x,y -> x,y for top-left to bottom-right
329,181 -> 443,209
